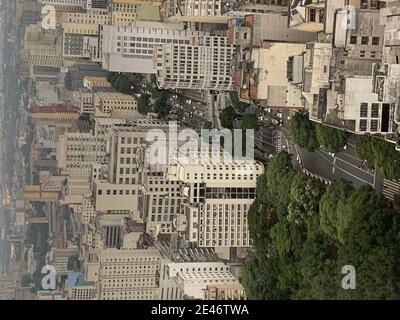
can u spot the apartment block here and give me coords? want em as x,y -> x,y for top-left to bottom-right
93,91 -> 138,114
62,22 -> 100,60
167,149 -> 264,248
155,36 -> 236,91
84,248 -> 163,300
99,22 -> 208,73
161,262 -> 240,300
56,132 -> 107,171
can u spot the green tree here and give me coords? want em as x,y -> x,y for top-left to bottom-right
288,112 -> 319,151
243,151 -> 400,300
266,151 -> 296,207
240,114 -> 258,131
316,124 -> 348,153
138,94 -> 151,115
319,180 -> 353,240
220,106 -> 236,129
356,135 -> 400,180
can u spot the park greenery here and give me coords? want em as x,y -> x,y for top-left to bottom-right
106,72 -> 141,94
220,105 -> 237,129
289,112 -> 348,153
243,151 -> 400,299
356,135 -> 400,180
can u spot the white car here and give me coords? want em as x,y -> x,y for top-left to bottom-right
277,113 -> 283,118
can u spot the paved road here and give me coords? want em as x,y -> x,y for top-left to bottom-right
268,110 -> 387,192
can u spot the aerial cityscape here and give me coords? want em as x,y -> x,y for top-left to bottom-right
0,0 -> 400,303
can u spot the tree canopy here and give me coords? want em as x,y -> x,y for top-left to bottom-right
356,135 -> 400,180
288,112 -> 349,153
243,151 -> 400,300
316,124 -> 349,153
220,106 -> 236,129
288,112 -> 319,152
138,94 -> 151,115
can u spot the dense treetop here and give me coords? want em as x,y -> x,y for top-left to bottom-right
243,151 -> 400,299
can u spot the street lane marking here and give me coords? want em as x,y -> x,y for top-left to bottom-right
334,165 -> 374,186
334,157 -> 374,176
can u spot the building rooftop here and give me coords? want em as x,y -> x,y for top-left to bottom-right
136,4 -> 161,22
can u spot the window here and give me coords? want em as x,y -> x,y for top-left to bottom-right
360,103 -> 368,117
371,103 -> 379,117
370,120 -> 379,132
360,50 -> 365,58
372,37 -> 380,45
361,36 -> 369,45
309,8 -> 316,22
350,36 -> 357,44
359,119 -> 367,131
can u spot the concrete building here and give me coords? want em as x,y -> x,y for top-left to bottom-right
139,171 -> 185,237
161,262 -> 240,300
61,10 -> 111,25
288,0 -> 326,32
65,60 -> 107,91
49,246 -> 79,276
166,148 -> 264,248
99,22 -> 208,73
66,272 -> 98,300
94,119 -> 169,213
62,22 -> 100,60
56,132 -> 107,171
203,283 -> 246,300
84,248 -> 163,300
237,42 -> 306,107
39,0 -> 84,6
155,35 -> 236,91
29,105 -> 80,126
93,91 -> 138,114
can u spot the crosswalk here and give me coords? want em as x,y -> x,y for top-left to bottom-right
382,179 -> 400,201
276,131 -> 283,153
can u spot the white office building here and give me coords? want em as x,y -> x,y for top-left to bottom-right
155,35 -> 236,90
99,22 -> 208,73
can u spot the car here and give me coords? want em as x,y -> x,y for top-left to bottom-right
343,144 -> 348,150
271,119 -> 279,125
277,113 -> 283,118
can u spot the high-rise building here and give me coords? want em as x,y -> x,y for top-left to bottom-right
155,36 -> 236,90
65,61 -> 107,91
93,91 -> 138,114
99,22 -> 208,73
167,149 -> 264,248
56,132 -> 107,171
84,248 -> 163,300
160,262 -> 240,300
62,23 -> 100,60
